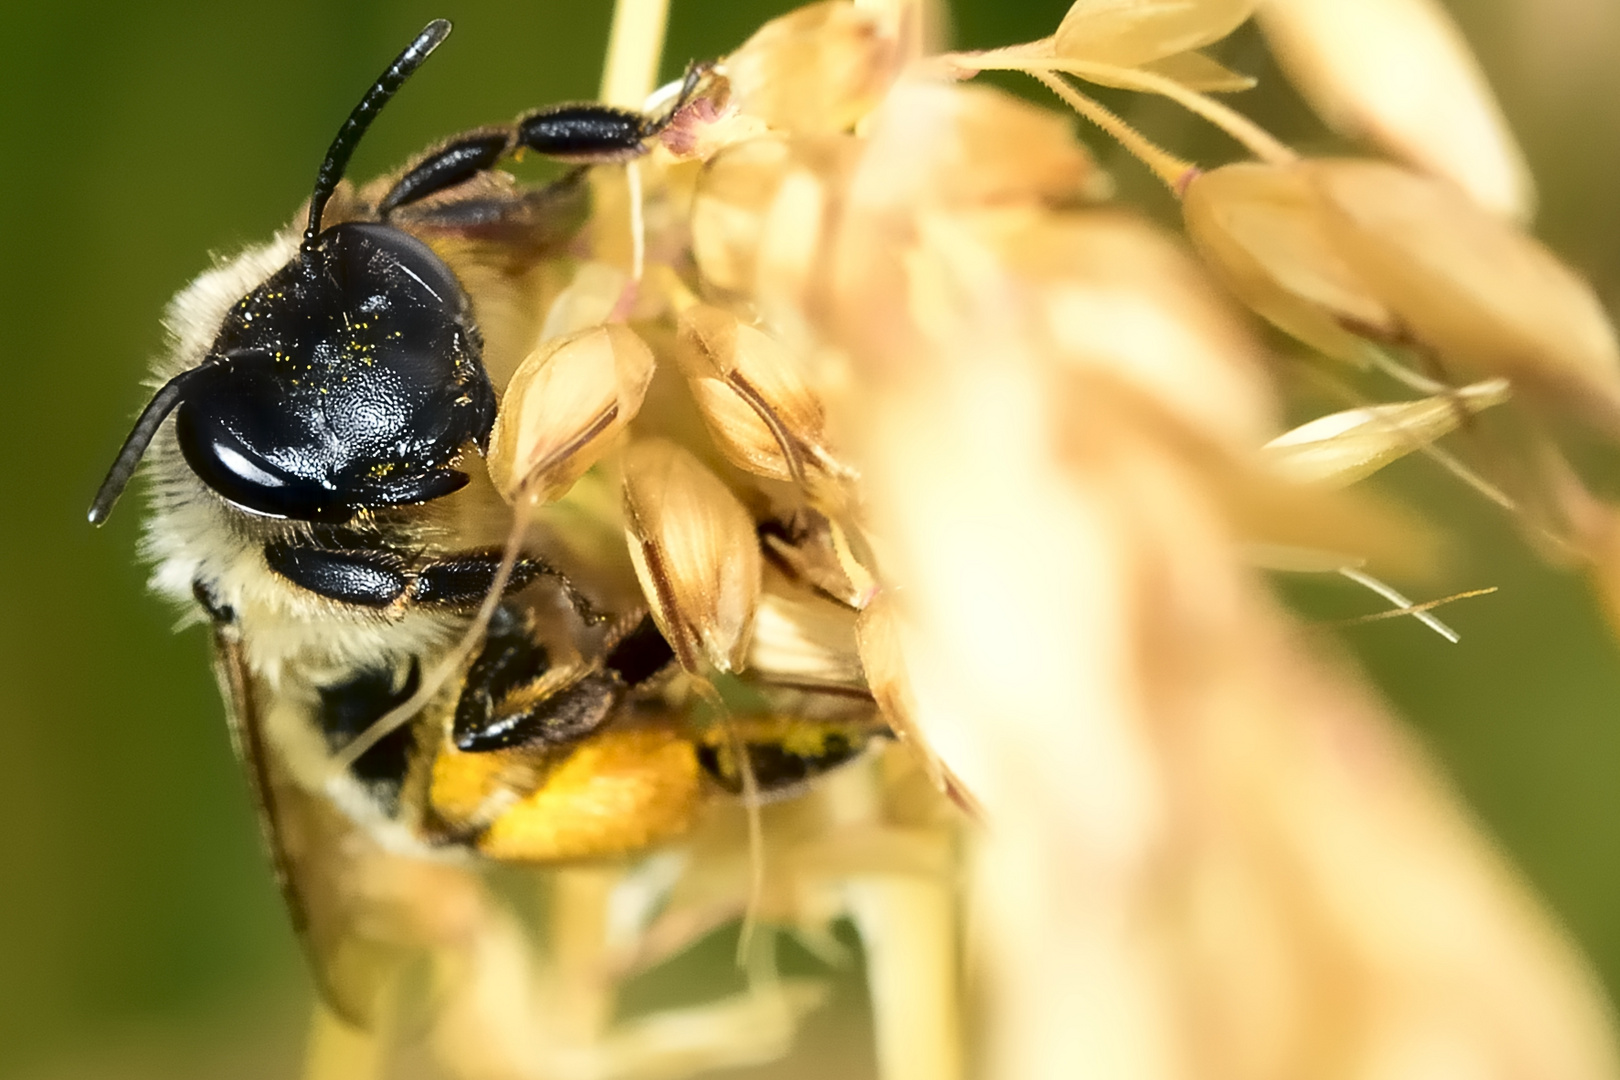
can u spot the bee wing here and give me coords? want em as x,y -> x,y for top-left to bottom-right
210,629 -> 478,1029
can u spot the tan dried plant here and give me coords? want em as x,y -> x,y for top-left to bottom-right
306,0 -> 1620,1077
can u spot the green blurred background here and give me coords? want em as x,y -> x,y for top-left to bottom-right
4,0 -> 1620,1076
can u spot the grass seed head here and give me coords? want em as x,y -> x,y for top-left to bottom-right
371,1 -> 1620,1074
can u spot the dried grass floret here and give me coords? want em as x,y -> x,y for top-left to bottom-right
622,438 -> 764,675
1263,379 -> 1511,488
487,323 -> 657,504
1054,0 -> 1257,69
1257,0 -> 1535,221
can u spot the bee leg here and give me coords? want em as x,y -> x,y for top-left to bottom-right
695,719 -> 875,798
453,613 -> 673,753
393,167 -> 590,253
191,577 -> 236,624
378,108 -> 649,214
410,548 -> 607,622
513,60 -> 711,164
408,549 -> 550,606
378,62 -> 712,214
377,128 -> 516,215
264,544 -> 410,608
261,543 -> 552,609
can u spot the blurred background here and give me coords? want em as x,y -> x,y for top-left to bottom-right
4,0 -> 1620,1076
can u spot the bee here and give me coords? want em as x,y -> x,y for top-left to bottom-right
88,19 -> 907,1068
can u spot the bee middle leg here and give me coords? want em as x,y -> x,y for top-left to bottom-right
376,61 -> 713,215
453,611 -> 674,753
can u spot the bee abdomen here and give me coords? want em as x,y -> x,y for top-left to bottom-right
696,719 -> 873,798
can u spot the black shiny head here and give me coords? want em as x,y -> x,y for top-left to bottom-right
173,221 -> 494,520
89,19 -> 492,525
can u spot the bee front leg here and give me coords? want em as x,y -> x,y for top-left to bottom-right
262,543 -> 552,609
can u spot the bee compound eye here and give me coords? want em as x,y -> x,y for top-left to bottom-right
175,380 -> 476,522
336,223 -> 469,316
173,367 -> 350,521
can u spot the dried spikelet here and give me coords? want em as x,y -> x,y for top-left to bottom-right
1053,0 -> 1258,68
486,323 -> 656,503
1257,0 -> 1535,221
1038,0 -> 1259,95
675,303 -> 842,485
686,377 -> 797,479
937,6 -> 1282,176
854,592 -> 969,802
1185,157 -> 1620,438
725,0 -> 901,134
621,438 -> 763,674
1264,379 -> 1511,487
761,513 -> 877,607
1306,159 -> 1620,434
749,572 -> 866,689
1182,161 -> 1396,364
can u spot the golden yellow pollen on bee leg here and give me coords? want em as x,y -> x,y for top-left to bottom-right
428,743 -> 528,830
476,730 -> 702,861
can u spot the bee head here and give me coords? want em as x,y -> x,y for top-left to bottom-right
89,19 -> 493,525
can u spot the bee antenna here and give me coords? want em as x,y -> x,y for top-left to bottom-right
302,19 -> 452,257
88,366 -> 212,525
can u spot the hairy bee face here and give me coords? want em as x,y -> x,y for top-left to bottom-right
90,17 -> 921,1066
